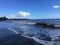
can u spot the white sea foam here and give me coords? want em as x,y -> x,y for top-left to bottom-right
21,35 -> 57,45
8,20 -> 60,45
12,21 -> 36,25
8,27 -> 60,45
8,28 -> 19,34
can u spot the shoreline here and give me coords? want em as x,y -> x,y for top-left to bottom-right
0,34 -> 44,45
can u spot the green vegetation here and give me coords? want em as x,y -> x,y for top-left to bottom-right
0,17 -> 8,20
0,17 -> 29,20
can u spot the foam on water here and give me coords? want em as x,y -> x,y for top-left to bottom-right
6,20 -> 60,45
8,28 -> 19,34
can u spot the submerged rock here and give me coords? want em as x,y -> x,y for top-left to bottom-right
47,24 -> 55,28
35,23 -> 60,29
35,23 -> 47,26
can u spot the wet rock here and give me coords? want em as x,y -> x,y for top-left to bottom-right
35,23 -> 47,26
47,24 -> 55,28
35,23 -> 58,28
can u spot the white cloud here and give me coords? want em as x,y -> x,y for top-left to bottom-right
6,11 -> 31,19
52,5 -> 60,8
16,11 -> 30,17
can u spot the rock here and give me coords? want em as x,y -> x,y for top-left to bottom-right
47,24 -> 55,28
35,23 -> 48,27
35,23 -> 60,29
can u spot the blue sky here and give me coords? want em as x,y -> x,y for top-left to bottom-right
0,0 -> 60,19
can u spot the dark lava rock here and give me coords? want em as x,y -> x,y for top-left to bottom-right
47,24 -> 55,28
0,34 -> 44,45
35,23 -> 47,26
35,23 -> 57,29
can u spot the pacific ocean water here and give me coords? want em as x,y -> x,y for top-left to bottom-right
0,19 -> 60,45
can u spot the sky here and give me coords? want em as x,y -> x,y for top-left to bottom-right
0,0 -> 60,19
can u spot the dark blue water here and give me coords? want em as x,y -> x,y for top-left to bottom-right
26,19 -> 60,24
0,19 -> 60,45
0,20 -> 60,37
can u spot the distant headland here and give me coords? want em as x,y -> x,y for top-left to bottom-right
0,17 -> 8,20
0,17 -> 29,20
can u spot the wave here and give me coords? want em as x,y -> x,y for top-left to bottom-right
21,35 -> 56,45
8,27 -> 56,45
8,20 -> 60,45
11,20 -> 60,29
11,21 -> 36,25
8,28 -> 19,34
8,28 -> 60,45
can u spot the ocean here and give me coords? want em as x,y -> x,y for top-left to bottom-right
0,19 -> 60,45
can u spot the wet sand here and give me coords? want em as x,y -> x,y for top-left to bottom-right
0,28 -> 44,45
0,34 -> 44,45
